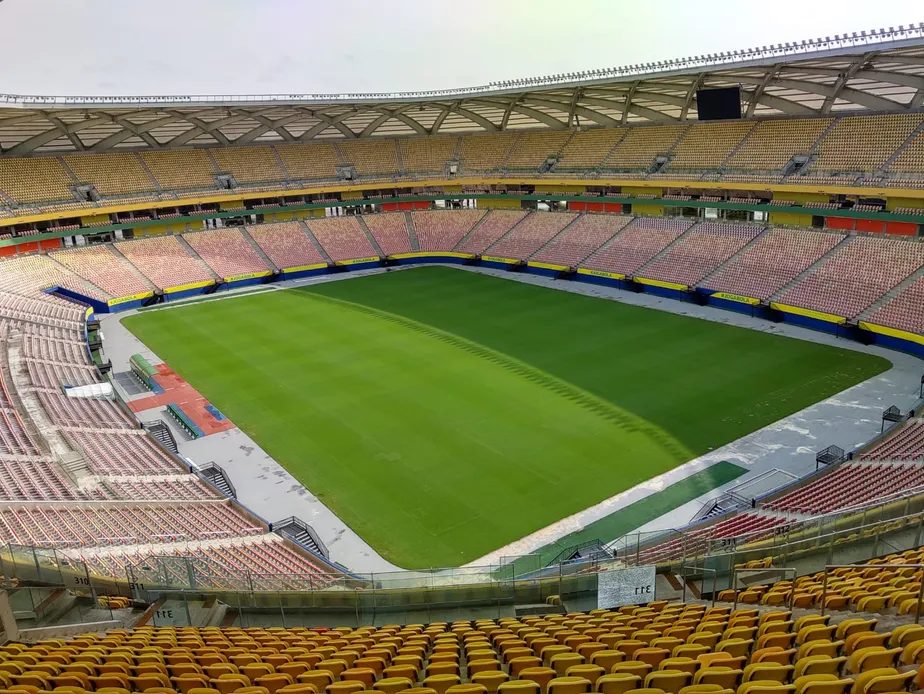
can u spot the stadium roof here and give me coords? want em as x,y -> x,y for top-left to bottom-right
1,24 -> 924,155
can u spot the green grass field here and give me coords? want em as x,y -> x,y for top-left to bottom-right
123,267 -> 890,568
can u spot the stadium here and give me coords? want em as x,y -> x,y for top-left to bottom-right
1,10 -> 924,694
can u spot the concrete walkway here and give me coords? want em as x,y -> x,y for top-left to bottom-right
99,264 -> 923,573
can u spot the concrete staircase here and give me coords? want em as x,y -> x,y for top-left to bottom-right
405,212 -> 420,251
298,221 -> 332,263
240,226 -> 279,270
133,152 -> 163,193
176,233 -> 221,280
881,119 -> 924,174
356,216 -> 385,257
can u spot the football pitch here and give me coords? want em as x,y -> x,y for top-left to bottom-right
122,267 -> 890,568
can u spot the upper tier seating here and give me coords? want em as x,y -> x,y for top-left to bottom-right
411,209 -> 486,251
506,131 -> 572,170
212,146 -> 287,184
487,211 -> 578,259
668,121 -> 756,171
457,210 -> 529,254
810,114 -> 924,174
115,235 -> 215,290
338,139 -> 399,177
399,136 -> 458,175
867,276 -> 924,334
889,128 -> 924,174
246,222 -> 327,269
861,420 -> 924,462
604,125 -> 687,170
140,149 -> 217,191
583,217 -> 695,277
52,244 -> 153,298
704,228 -> 844,300
0,156 -> 74,203
765,461 -> 924,514
531,214 -> 633,266
184,228 -> 272,278
725,118 -> 833,172
777,236 -> 924,318
460,133 -> 520,172
558,128 -> 626,170
639,223 -> 763,287
306,217 -> 378,261
65,153 -> 155,196
274,142 -> 342,181
362,213 -> 413,255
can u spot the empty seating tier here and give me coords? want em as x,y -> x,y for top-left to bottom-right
487,211 -> 578,259
777,236 -> 924,318
532,214 -> 633,267
184,228 -> 272,278
640,223 -> 763,287
52,244 -> 153,298
867,276 -> 924,335
140,150 -> 217,191
861,419 -> 924,462
604,125 -> 686,170
246,222 -> 326,269
558,128 -> 626,170
765,461 -> 924,514
460,133 -> 520,172
115,235 -> 215,290
274,143 -> 342,181
0,501 -> 263,547
668,121 -> 755,171
399,136 -> 458,175
411,209 -> 486,251
306,217 -> 378,261
506,132 -> 572,170
212,146 -> 287,184
704,228 -> 844,300
810,114 -> 924,174
0,156 -> 74,203
725,118 -> 833,172
362,213 -> 413,255
583,217 -> 695,277
457,210 -> 528,254
64,153 -> 155,196
338,140 -> 399,177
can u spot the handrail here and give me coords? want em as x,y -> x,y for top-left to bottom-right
820,563 -> 924,623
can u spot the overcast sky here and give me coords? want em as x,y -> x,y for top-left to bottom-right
0,0 -> 920,95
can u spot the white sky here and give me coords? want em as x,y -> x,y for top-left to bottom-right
0,0 -> 921,95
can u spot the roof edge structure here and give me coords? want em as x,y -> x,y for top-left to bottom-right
1,23 -> 923,154
1,23 -> 923,108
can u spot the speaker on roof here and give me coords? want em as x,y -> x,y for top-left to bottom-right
696,86 -> 742,121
